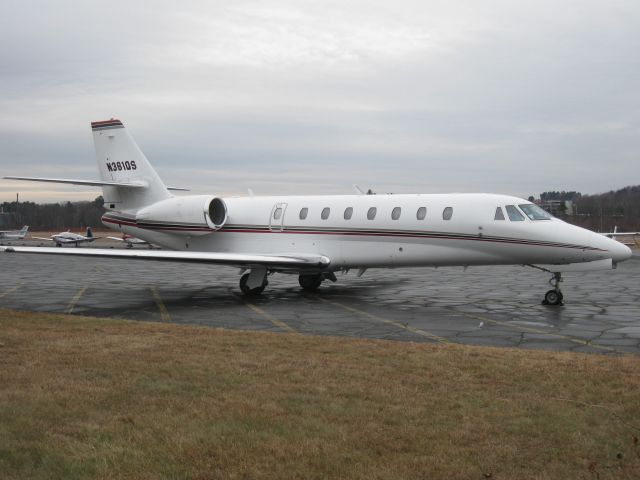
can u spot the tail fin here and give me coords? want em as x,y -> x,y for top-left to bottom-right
86,227 -> 93,238
20,226 -> 28,235
91,119 -> 171,212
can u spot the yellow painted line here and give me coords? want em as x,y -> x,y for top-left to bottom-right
150,287 -> 171,322
0,284 -> 22,299
66,285 -> 89,314
244,302 -> 297,333
317,296 -> 449,344
451,309 -> 620,354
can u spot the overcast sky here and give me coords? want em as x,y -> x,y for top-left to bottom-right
1,0 -> 639,203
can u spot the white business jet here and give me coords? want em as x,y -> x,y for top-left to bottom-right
0,225 -> 29,240
33,227 -> 99,247
2,119 -> 632,305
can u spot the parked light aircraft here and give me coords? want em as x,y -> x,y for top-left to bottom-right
2,119 -> 633,305
107,233 -> 154,249
0,225 -> 28,240
33,227 -> 99,247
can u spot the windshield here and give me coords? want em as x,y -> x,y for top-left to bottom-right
505,205 -> 524,221
519,204 -> 552,220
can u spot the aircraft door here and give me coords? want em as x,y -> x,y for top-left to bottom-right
269,203 -> 288,232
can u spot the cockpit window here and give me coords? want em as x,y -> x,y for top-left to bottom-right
505,205 -> 525,221
494,207 -> 505,220
519,204 -> 552,220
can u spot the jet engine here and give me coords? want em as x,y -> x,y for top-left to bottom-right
135,195 -> 227,235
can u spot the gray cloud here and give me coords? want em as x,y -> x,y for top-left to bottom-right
1,0 -> 639,202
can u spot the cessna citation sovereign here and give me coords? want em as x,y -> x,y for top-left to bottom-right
2,119 -> 632,305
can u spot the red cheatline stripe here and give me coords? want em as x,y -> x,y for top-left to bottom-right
101,217 -> 605,251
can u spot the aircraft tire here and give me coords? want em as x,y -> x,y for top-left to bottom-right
299,273 -> 323,291
239,273 -> 267,296
543,289 -> 563,306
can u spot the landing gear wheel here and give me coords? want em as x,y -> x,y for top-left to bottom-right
299,273 -> 323,291
239,273 -> 267,296
543,289 -> 563,306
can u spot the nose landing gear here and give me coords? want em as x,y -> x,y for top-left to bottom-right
543,272 -> 564,306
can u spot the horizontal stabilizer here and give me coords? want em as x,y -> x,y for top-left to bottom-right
3,176 -> 147,188
0,246 -> 331,269
3,176 -> 189,191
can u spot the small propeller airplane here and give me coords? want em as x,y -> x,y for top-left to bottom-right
33,227 -> 99,247
1,119 -> 633,305
0,225 -> 29,240
107,233 -> 154,249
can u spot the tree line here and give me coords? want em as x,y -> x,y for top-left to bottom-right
0,196 -> 105,231
564,185 -> 640,232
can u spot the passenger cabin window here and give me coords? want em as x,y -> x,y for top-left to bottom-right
442,207 -> 453,220
417,207 -> 427,220
344,207 -> 353,220
273,208 -> 282,220
367,207 -> 377,220
505,205 -> 525,221
391,207 -> 401,220
299,208 -> 308,220
519,204 -> 552,220
321,207 -> 330,220
494,207 -> 505,220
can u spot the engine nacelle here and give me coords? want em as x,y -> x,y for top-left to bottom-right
136,195 -> 227,235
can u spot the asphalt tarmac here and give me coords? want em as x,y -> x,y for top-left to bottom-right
0,240 -> 638,355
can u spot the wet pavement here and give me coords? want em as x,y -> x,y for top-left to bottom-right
0,247 -> 638,355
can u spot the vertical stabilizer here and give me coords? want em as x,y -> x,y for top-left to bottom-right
91,119 -> 171,212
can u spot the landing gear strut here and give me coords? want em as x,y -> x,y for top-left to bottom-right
542,272 -> 564,306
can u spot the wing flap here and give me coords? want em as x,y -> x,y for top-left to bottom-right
0,246 -> 331,269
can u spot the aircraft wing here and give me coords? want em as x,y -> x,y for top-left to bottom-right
0,246 -> 331,269
3,176 -> 188,191
31,236 -> 54,241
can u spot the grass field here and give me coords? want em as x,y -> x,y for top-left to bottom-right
1,308 -> 639,479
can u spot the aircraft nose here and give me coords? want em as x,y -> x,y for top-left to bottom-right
609,239 -> 633,263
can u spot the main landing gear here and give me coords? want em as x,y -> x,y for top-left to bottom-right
239,269 -> 337,296
298,272 -> 337,292
542,272 -> 564,306
239,266 -> 268,296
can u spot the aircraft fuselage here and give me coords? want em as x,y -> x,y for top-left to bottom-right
102,192 -> 630,271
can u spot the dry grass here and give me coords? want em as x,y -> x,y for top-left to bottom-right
1,308 -> 639,479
